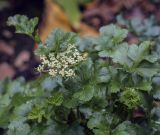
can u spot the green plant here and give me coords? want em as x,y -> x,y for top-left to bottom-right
0,15 -> 160,135
116,15 -> 160,41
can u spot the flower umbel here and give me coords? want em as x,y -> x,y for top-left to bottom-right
37,44 -> 87,77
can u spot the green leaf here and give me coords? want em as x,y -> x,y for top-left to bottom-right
28,106 -> 45,123
128,41 -> 151,64
112,43 -> 133,68
7,78 -> 24,96
7,15 -> 38,36
96,67 -> 111,83
94,85 -> 107,99
135,67 -> 158,78
87,112 -> 110,135
153,91 -> 160,100
73,84 -> 95,102
135,80 -> 152,92
92,125 -> 110,135
0,106 -> 12,127
63,97 -> 79,109
7,118 -> 30,135
47,92 -> 63,106
69,124 -> 85,135
87,113 -> 103,129
98,50 -> 111,57
41,77 -> 58,91
153,76 -> 160,86
79,107 -> 93,119
120,88 -> 141,109
95,25 -> 128,53
100,24 -> 128,44
150,120 -> 160,134
76,37 -> 95,52
14,102 -> 33,117
34,43 -> 47,55
112,121 -> 144,135
0,94 -> 11,107
3,18 -> 160,135
42,122 -> 61,135
151,107 -> 160,118
42,28 -> 77,54
77,58 -> 94,83
145,53 -> 158,63
112,41 -> 153,69
108,79 -> 121,93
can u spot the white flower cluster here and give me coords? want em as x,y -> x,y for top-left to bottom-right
37,44 -> 87,77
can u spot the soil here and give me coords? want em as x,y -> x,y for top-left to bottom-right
0,0 -> 44,81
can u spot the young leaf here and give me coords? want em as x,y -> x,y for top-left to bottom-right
120,88 -> 141,109
7,15 -> 38,37
47,92 -> 63,106
28,106 -> 45,123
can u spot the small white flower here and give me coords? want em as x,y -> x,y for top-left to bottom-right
37,44 -> 87,77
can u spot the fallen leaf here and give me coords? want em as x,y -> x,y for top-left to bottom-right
39,0 -> 98,42
14,51 -> 30,71
39,0 -> 71,42
0,40 -> 14,55
0,62 -> 15,80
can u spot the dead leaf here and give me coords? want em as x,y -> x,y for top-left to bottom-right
39,0 -> 71,42
0,62 -> 15,80
14,51 -> 30,71
133,108 -> 145,118
78,22 -> 98,37
39,0 -> 98,42
0,40 -> 14,55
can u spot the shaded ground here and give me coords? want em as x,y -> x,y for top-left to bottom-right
0,0 -> 44,80
82,0 -> 160,30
